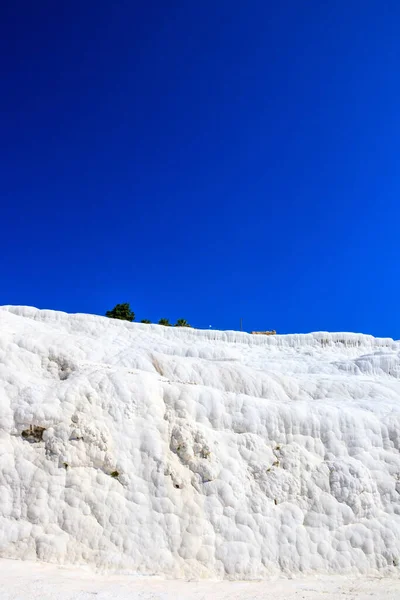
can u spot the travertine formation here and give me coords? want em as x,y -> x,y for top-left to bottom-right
0,306 -> 399,578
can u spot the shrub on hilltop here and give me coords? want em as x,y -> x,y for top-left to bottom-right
158,318 -> 171,326
105,303 -> 135,322
175,319 -> 191,327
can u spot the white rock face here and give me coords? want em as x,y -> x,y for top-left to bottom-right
0,306 -> 400,578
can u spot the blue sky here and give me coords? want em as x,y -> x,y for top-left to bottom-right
1,1 -> 400,336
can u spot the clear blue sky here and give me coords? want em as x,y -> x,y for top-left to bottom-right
1,1 -> 400,336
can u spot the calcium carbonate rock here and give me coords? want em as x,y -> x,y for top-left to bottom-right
0,305 -> 400,578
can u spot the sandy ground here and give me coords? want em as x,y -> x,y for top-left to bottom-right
0,560 -> 399,599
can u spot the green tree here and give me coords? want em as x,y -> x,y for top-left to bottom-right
175,319 -> 191,327
105,303 -> 135,322
140,319 -> 152,324
158,318 -> 171,326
